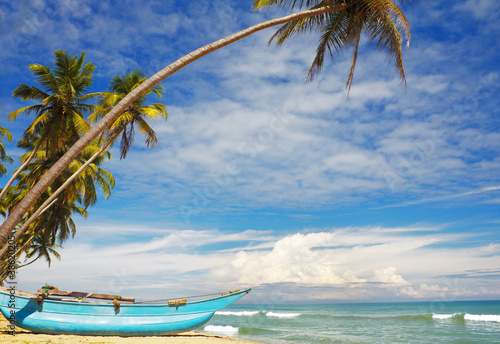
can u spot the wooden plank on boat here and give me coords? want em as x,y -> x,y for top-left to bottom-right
37,289 -> 135,302
0,286 -> 39,298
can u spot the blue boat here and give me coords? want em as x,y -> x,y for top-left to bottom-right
0,286 -> 250,336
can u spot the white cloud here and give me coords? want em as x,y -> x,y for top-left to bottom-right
16,225 -> 500,301
454,0 -> 500,20
371,267 -> 410,286
218,232 -> 365,285
3,0 -> 499,214
89,22 -> 499,213
381,185 -> 500,208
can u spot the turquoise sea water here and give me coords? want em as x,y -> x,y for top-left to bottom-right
201,301 -> 500,344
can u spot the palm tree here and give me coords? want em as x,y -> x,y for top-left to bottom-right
90,69 -> 168,159
0,70 -> 165,260
16,233 -> 62,269
0,1 -> 414,248
0,50 -> 101,200
0,136 -> 114,264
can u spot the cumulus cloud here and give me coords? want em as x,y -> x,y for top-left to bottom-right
371,267 -> 410,286
218,233 -> 365,285
16,224 -> 500,301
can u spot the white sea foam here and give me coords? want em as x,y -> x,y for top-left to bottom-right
433,313 -> 500,323
464,314 -> 500,322
266,311 -> 301,318
204,325 -> 239,335
217,311 -> 260,316
432,313 -> 457,320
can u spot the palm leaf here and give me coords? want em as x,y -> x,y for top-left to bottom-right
135,116 -> 158,148
306,9 -> 348,81
11,84 -> 49,103
28,64 -> 58,93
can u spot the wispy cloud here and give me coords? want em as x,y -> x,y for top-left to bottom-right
379,186 -> 500,209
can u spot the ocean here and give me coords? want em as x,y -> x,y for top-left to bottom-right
201,301 -> 500,344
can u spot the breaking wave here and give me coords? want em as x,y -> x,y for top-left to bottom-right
216,310 -> 301,318
216,310 -> 263,316
266,311 -> 301,318
203,325 -> 239,335
433,313 -> 500,322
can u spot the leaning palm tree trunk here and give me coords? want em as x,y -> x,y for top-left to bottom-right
0,4 -> 351,247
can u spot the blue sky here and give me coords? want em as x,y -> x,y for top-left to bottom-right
1,0 -> 499,303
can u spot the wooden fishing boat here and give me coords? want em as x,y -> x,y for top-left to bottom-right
0,286 -> 250,336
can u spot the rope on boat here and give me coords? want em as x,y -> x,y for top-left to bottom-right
132,289 -> 242,304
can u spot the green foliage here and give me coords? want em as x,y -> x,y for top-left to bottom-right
10,137 -> 114,242
253,0 -> 411,93
2,59 -> 167,275
2,51 -> 116,272
20,232 -> 63,268
8,50 -> 101,157
0,127 -> 14,217
0,127 -> 13,178
90,69 -> 168,159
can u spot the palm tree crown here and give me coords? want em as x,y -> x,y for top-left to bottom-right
0,50 -> 103,201
253,0 -> 412,93
90,69 -> 168,159
8,50 -> 100,157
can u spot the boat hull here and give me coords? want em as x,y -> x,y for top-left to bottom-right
0,288 -> 250,336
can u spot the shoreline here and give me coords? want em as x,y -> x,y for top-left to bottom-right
0,319 -> 262,344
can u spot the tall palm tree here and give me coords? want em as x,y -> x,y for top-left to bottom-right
0,50 -> 101,200
0,70 -> 165,260
90,69 -> 168,159
0,1 -> 414,248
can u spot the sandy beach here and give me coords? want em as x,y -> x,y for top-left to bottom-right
0,318 -> 262,344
